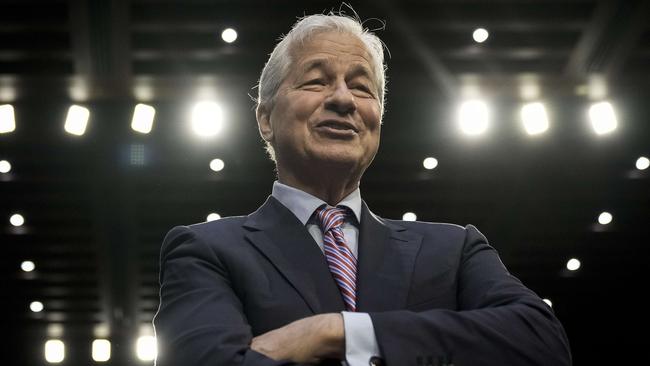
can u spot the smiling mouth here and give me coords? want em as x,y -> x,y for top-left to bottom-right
315,120 -> 359,133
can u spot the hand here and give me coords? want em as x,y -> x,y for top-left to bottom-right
251,313 -> 345,364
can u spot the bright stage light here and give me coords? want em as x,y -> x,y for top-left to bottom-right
207,213 -> 221,221
30,301 -> 44,312
423,157 -> 438,170
136,336 -> 157,361
402,212 -> 417,221
542,299 -> 553,307
472,28 -> 489,43
636,156 -> 649,170
92,339 -> 111,362
21,260 -> 35,272
521,102 -> 549,135
588,101 -> 617,135
0,104 -> 16,133
131,104 -> 155,134
0,159 -> 11,173
191,101 -> 223,137
598,211 -> 612,225
221,28 -> 238,43
10,213 -> 24,227
566,258 -> 581,271
45,340 -> 65,363
64,105 -> 90,136
458,100 -> 489,136
209,158 -> 225,172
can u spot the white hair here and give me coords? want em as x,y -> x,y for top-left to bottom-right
256,12 -> 387,161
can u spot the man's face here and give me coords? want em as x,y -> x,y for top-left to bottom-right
258,31 -> 382,177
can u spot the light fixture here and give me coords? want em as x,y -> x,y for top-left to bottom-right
136,336 -> 157,361
10,213 -> 24,227
0,104 -> 16,133
422,157 -> 438,170
21,260 -> 35,272
402,212 -> 417,221
542,299 -> 553,307
566,258 -> 581,271
521,102 -> 549,135
588,101 -> 617,135
207,213 -> 221,222
64,105 -> 90,136
209,158 -> 225,172
131,103 -> 155,134
45,340 -> 65,363
598,212 -> 612,225
191,101 -> 223,137
221,28 -> 238,43
92,339 -> 111,362
472,28 -> 489,43
636,156 -> 649,170
458,100 -> 489,136
0,159 -> 11,173
30,301 -> 44,312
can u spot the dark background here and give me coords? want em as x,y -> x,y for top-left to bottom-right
1,0 -> 649,365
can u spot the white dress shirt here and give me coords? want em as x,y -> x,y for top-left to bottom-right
271,181 -> 382,366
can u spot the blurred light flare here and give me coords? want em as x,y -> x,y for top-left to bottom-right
588,101 -> 617,135
64,105 -> 90,136
636,156 -> 649,170
10,213 -> 25,227
542,299 -> 553,307
207,213 -> 221,222
131,104 -> 156,134
0,104 -> 16,133
403,212 -> 417,221
136,336 -> 157,361
472,28 -> 489,43
221,28 -> 238,43
566,258 -> 581,271
30,301 -> 44,312
21,260 -> 35,272
0,159 -> 11,173
458,100 -> 489,136
191,101 -> 223,137
92,339 -> 111,362
598,212 -> 612,225
423,157 -> 438,170
521,102 -> 549,135
210,158 -> 225,172
45,340 -> 65,363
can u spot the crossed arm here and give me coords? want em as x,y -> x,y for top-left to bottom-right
153,224 -> 571,365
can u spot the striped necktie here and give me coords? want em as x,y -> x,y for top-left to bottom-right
316,205 -> 357,312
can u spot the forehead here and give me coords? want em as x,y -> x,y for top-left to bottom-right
290,31 -> 374,73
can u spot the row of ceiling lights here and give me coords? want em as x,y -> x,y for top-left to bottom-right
0,99 -> 625,138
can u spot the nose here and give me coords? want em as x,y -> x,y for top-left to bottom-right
324,81 -> 356,115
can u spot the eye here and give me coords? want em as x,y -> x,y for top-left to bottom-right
350,83 -> 375,97
303,78 -> 326,86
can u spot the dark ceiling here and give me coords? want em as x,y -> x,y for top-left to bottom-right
1,0 -> 649,365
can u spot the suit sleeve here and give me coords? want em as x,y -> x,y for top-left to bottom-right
152,225 -> 295,366
369,225 -> 572,366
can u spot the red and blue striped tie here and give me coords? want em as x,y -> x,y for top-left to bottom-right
316,206 -> 357,312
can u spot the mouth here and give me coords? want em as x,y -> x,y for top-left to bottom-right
315,120 -> 359,134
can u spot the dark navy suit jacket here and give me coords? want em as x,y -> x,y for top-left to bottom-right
153,196 -> 571,366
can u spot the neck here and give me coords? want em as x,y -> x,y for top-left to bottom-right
277,165 -> 361,205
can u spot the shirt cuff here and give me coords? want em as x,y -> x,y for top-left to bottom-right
341,311 -> 381,366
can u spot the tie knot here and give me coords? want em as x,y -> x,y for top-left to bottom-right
316,206 -> 347,233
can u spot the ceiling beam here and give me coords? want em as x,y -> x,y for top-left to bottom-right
565,0 -> 649,79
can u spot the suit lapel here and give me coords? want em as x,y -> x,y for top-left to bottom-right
356,201 -> 423,312
243,196 -> 345,314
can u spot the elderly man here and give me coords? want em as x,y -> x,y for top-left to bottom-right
153,13 -> 571,366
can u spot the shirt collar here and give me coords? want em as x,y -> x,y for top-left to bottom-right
271,181 -> 362,225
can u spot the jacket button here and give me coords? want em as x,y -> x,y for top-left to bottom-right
369,356 -> 385,366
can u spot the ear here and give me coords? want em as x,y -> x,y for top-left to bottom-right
256,104 -> 274,143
